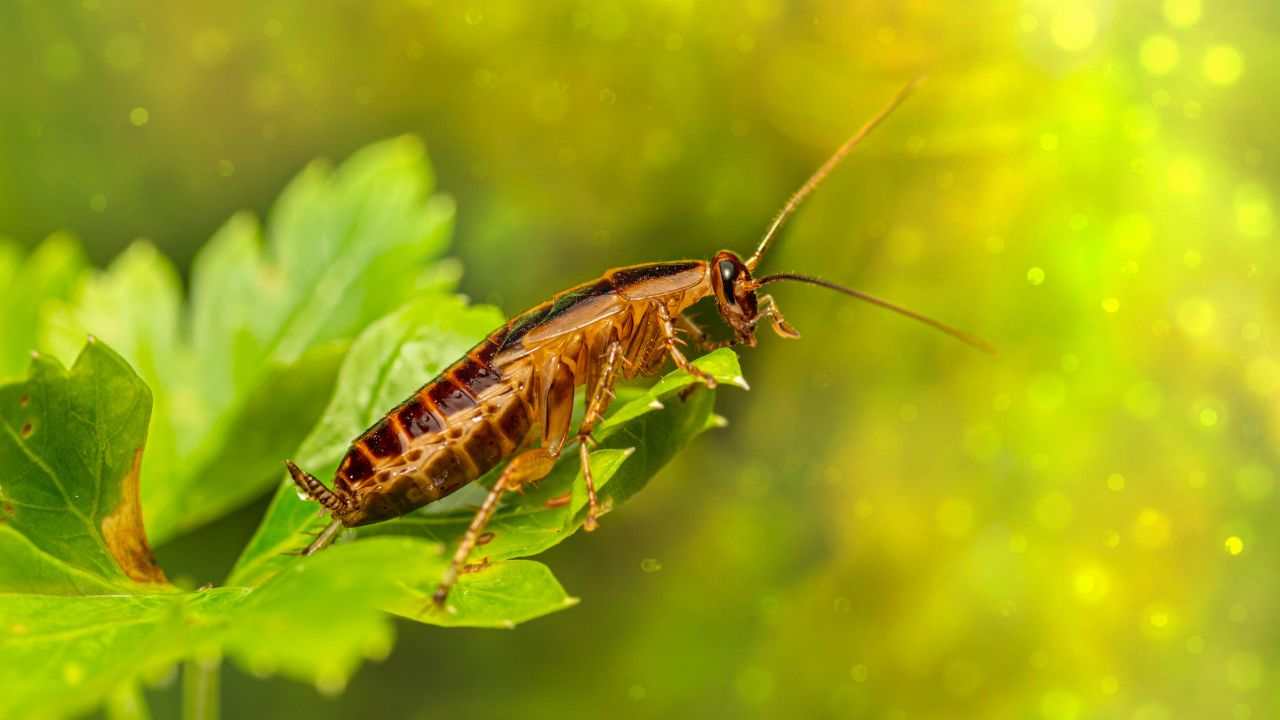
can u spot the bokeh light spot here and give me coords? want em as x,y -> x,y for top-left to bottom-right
1133,508 -> 1172,549
1225,536 -> 1244,555
1073,564 -> 1111,604
1140,35 -> 1180,75
1176,297 -> 1215,336
1234,183 -> 1274,238
1027,266 -> 1046,285
1203,45 -> 1244,85
1101,297 -> 1120,313
129,107 -> 150,127
62,662 -> 84,686
1106,473 -> 1126,492
1198,407 -> 1219,428
1163,0 -> 1200,27
1050,6 -> 1096,52
1167,155 -> 1203,195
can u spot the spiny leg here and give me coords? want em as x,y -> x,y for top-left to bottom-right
757,294 -> 801,339
675,312 -> 711,350
676,312 -> 733,352
431,447 -> 558,610
656,303 -> 717,388
577,338 -> 623,532
304,518 -> 344,556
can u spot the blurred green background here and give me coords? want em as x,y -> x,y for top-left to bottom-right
3,0 -> 1278,718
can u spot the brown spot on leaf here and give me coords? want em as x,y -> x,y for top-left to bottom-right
476,531 -> 495,546
101,448 -> 167,584
18,394 -> 29,408
19,422 -> 32,438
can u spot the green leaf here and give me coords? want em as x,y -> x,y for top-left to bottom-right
0,342 -> 568,718
0,538 -> 447,719
0,340 -> 164,594
39,137 -> 457,542
229,283 -> 743,625
0,234 -> 87,381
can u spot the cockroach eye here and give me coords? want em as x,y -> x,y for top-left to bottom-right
718,260 -> 739,304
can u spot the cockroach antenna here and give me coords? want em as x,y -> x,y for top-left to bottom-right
284,74 -> 989,611
746,77 -> 924,272
753,272 -> 997,355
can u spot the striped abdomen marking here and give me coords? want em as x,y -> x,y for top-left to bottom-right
332,339 -> 536,525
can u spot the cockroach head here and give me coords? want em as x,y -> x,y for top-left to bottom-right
710,250 -> 761,346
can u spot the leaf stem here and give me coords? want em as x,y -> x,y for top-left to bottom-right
182,655 -> 221,720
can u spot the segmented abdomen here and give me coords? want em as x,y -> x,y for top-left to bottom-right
333,333 -> 534,526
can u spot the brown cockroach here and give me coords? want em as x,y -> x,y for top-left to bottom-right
286,80 -> 992,609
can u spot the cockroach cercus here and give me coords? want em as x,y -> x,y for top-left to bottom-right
286,79 -> 993,610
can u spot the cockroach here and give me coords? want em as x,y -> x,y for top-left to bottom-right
286,79 -> 992,609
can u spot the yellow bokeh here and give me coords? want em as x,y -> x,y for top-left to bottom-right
1133,508 -> 1172,549
1225,536 -> 1244,555
1203,45 -> 1245,85
1051,6 -> 1097,52
1,1 -> 1276,718
1163,0 -> 1201,27
1140,35 -> 1180,75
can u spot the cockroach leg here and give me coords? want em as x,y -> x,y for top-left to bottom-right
576,338 -> 622,532
757,294 -> 801,339
304,518 -> 344,556
544,492 -> 572,509
657,303 -> 717,389
676,313 -> 712,351
577,443 -> 600,532
430,447 -> 558,612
